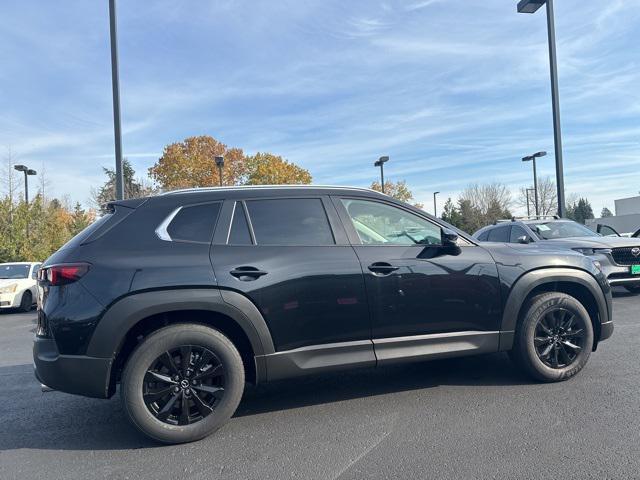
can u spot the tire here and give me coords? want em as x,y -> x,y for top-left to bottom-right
510,292 -> 594,382
18,291 -> 32,312
121,323 -> 245,444
624,284 -> 640,294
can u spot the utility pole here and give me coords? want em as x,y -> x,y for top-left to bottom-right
109,0 -> 125,200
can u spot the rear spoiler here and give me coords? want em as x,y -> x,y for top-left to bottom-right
104,197 -> 149,213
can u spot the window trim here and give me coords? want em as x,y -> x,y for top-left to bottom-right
333,196 -> 469,247
226,200 -> 256,245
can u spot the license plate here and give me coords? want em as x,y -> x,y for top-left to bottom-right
631,265 -> 640,275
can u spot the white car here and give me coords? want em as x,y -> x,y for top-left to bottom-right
0,262 -> 41,312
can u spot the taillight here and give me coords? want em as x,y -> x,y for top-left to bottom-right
41,263 -> 90,286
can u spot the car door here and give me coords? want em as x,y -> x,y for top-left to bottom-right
210,196 -> 371,353
334,197 -> 502,343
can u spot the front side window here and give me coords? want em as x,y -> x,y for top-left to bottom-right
245,198 -> 334,246
341,199 -> 441,246
510,225 -> 531,243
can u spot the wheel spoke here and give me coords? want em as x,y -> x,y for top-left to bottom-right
192,350 -> 213,374
534,336 -> 552,347
558,344 -> 572,365
180,346 -> 192,376
538,317 -> 553,335
145,370 -> 177,385
540,342 -> 554,358
563,329 -> 583,338
159,352 -> 180,376
551,347 -> 559,368
562,314 -> 575,330
561,340 -> 582,351
179,391 -> 190,425
192,384 -> 224,397
190,389 -> 214,417
144,385 -> 173,404
156,391 -> 180,420
193,363 -> 223,381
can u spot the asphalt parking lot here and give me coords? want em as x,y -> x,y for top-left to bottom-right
1,290 -> 639,480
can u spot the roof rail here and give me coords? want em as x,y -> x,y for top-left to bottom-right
515,215 -> 560,220
160,185 -> 383,196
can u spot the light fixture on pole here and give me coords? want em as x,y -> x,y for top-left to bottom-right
517,0 -> 565,217
433,191 -> 440,217
215,156 -> 224,187
522,151 -> 546,217
374,156 -> 389,193
13,164 -> 37,204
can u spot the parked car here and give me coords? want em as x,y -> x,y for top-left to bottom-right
474,217 -> 640,293
595,223 -> 640,239
34,187 -> 613,444
0,262 -> 41,312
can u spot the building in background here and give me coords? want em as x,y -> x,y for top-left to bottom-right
587,195 -> 640,235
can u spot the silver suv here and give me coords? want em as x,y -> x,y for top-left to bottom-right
474,217 -> 640,293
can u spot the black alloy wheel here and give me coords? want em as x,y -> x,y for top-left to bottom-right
533,308 -> 586,369
143,345 -> 225,426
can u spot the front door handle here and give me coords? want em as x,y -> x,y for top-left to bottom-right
368,262 -> 399,276
230,266 -> 268,281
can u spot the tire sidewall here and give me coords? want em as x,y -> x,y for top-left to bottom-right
121,324 -> 245,444
19,291 -> 32,312
519,293 -> 594,382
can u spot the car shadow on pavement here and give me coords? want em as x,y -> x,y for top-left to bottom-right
0,352 -> 533,451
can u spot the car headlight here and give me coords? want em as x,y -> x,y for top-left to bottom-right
0,284 -> 18,294
572,247 -> 611,256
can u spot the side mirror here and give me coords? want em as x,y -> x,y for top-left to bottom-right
517,235 -> 530,244
441,228 -> 459,246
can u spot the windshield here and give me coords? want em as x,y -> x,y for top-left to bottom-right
528,221 -> 597,240
0,264 -> 30,279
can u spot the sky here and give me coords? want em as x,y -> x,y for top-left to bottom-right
1,0 -> 639,216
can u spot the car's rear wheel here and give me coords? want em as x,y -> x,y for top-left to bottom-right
623,284 -> 640,294
121,323 -> 245,444
510,292 -> 594,382
18,291 -> 32,312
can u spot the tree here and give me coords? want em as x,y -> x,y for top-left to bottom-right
600,207 -> 613,218
566,197 -> 594,224
69,202 -> 95,236
92,159 -> 154,213
370,180 -> 424,209
441,197 -> 464,229
245,152 -> 312,185
517,176 -> 557,216
458,182 -> 512,232
149,136 -> 246,189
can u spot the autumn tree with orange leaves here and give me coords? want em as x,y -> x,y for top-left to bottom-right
148,136 -> 312,190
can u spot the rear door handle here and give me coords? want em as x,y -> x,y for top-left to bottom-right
368,262 -> 399,276
230,266 -> 268,281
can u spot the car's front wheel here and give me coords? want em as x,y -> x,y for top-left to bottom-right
121,323 -> 245,444
18,291 -> 32,312
510,292 -> 594,382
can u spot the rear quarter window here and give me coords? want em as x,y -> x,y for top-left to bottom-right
167,202 -> 221,243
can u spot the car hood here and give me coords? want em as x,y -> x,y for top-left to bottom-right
539,236 -> 640,249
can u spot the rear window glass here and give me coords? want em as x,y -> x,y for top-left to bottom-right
58,213 -> 114,251
168,203 -> 221,243
487,226 -> 510,242
246,198 -> 334,246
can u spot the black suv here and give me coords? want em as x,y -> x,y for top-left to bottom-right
34,186 -> 613,443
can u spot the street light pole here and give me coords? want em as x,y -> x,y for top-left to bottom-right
526,188 -> 536,217
109,0 -> 125,200
374,156 -> 389,194
517,0 -> 566,217
14,165 -> 37,238
433,191 -> 440,217
215,156 -> 224,187
522,151 -> 546,218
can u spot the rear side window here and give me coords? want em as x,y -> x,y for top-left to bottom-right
228,202 -> 253,245
167,203 -> 221,243
487,226 -> 510,242
245,198 -> 334,246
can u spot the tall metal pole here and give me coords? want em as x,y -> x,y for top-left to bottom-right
532,157 -> 539,217
379,163 -> 385,194
526,189 -> 531,217
218,165 -> 223,187
433,192 -> 439,217
545,0 -> 565,217
109,0 -> 125,201
23,171 -> 29,204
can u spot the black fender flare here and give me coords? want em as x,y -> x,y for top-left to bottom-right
86,288 -> 275,364
498,268 -> 609,350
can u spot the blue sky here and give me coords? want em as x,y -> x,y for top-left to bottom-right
1,0 -> 639,215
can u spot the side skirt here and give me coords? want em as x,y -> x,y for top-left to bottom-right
259,331 -> 501,382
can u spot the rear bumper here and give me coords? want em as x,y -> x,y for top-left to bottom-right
33,335 -> 112,399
